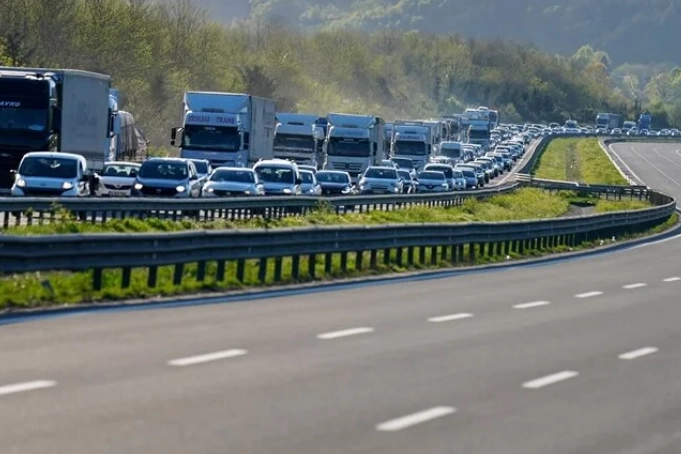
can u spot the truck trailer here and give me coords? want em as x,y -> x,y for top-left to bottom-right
0,66 -> 114,192
171,91 -> 276,167
596,112 -> 620,131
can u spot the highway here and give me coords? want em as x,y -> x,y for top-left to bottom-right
3,141 -> 681,454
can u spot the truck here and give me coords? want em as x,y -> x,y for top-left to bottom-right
467,118 -> 492,150
324,113 -> 385,182
0,67 -> 115,192
622,120 -> 637,131
638,111 -> 652,131
595,112 -> 620,131
170,92 -> 276,168
391,123 -> 431,170
109,88 -> 145,162
273,112 -> 326,169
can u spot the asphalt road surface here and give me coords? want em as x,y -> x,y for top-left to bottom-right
3,141 -> 681,454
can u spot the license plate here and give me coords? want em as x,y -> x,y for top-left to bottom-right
109,191 -> 127,197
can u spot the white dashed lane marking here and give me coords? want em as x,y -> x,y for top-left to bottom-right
0,380 -> 57,397
622,283 -> 647,289
428,313 -> 473,323
513,301 -> 551,309
523,371 -> 579,389
376,407 -> 457,432
619,347 -> 658,360
575,291 -> 603,298
168,349 -> 247,366
317,327 -> 374,340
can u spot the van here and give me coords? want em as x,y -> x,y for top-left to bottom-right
253,158 -> 302,195
11,152 -> 90,197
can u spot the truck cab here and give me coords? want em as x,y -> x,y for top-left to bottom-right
273,113 -> 326,169
11,152 -> 89,197
324,113 -> 385,183
391,127 -> 429,170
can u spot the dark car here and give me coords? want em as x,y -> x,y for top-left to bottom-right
315,170 -> 355,195
131,158 -> 202,198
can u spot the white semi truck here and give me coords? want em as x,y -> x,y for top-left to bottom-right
171,91 -> 276,167
273,112 -> 326,168
0,66 -> 115,192
324,113 -> 385,182
391,123 -> 431,170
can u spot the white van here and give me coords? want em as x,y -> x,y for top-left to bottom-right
437,141 -> 464,164
11,152 -> 90,197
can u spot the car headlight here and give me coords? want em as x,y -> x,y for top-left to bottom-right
205,187 -> 214,193
15,178 -> 26,187
244,189 -> 252,195
341,187 -> 352,194
61,181 -> 74,190
134,183 -> 143,190
308,188 -> 316,194
175,185 -> 186,192
282,188 -> 292,194
441,183 -> 448,187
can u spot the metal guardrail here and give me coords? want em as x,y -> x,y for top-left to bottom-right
516,174 -> 650,199
0,188 -> 673,291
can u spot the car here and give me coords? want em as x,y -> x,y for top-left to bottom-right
415,170 -> 449,193
457,164 -> 485,187
423,163 -> 457,191
455,166 -> 479,189
611,128 -> 622,136
477,156 -> 501,176
298,164 -> 318,174
253,159 -> 302,195
358,166 -> 403,194
465,162 -> 489,184
451,169 -> 466,190
474,159 -> 496,181
397,169 -> 417,193
131,158 -> 203,198
379,159 -> 399,169
299,169 -> 322,196
201,167 -> 264,197
97,161 -> 140,197
187,159 -> 212,184
11,152 -> 90,197
391,157 -> 417,176
315,170 -> 355,196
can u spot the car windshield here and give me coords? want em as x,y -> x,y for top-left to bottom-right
139,161 -> 188,180
364,168 -> 397,179
418,171 -> 444,180
425,166 -> 452,178
316,172 -> 350,184
453,170 -> 463,178
391,158 -> 414,169
19,156 -> 79,178
300,171 -> 315,184
209,169 -> 255,183
459,169 -> 476,178
190,160 -> 209,174
398,170 -> 412,179
255,166 -> 295,184
102,164 -> 139,177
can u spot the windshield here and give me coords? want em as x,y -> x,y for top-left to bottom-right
190,160 -> 209,174
274,134 -> 315,151
397,170 -> 412,179
182,125 -> 239,151
327,138 -> 369,157
391,158 -> 414,169
418,171 -> 444,180
316,172 -> 349,184
139,161 -> 188,180
453,170 -> 463,178
19,156 -> 78,178
394,140 -> 426,155
440,148 -> 462,158
209,169 -> 255,183
102,164 -> 139,177
0,108 -> 48,132
426,166 -> 453,178
300,172 -> 315,184
364,168 -> 397,179
459,169 -> 476,178
469,130 -> 490,140
255,166 -> 295,184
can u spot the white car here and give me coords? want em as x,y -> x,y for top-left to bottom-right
97,162 -> 141,197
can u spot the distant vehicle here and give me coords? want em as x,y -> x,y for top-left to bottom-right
98,161 -> 140,197
358,166 -> 402,194
202,167 -> 264,197
252,158 -> 302,195
299,169 -> 322,196
397,169 -> 416,193
415,170 -> 449,193
315,170 -> 355,196
595,112 -> 620,131
390,157 -> 417,177
187,159 -> 212,185
131,157 -> 203,198
611,128 -> 622,136
423,163 -> 457,191
11,152 -> 90,197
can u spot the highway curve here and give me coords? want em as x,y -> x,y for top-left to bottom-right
2,141 -> 681,454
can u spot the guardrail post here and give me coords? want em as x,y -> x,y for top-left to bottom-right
355,251 -> 363,271
274,257 -> 283,281
407,247 -> 414,265
340,252 -> 348,273
216,260 -> 226,281
173,263 -> 184,286
93,268 -> 103,291
122,267 -> 132,289
147,266 -> 158,288
430,246 -> 437,265
396,247 -> 403,266
324,253 -> 332,274
308,254 -> 316,278
236,259 -> 246,282
197,261 -> 206,282
292,256 -> 300,279
419,246 -> 426,264
468,243 -> 476,264
503,241 -> 510,256
450,244 -> 458,264
258,258 -> 267,282
382,248 -> 390,266
370,249 -> 378,268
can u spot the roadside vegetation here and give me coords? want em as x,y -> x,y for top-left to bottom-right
0,187 -> 669,309
533,138 -> 629,185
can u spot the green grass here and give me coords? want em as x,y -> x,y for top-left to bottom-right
0,187 -> 665,310
533,138 -> 629,185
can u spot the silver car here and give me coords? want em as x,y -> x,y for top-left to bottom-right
300,169 -> 322,196
202,167 -> 264,197
98,161 -> 140,197
415,171 -> 449,192
358,166 -> 403,194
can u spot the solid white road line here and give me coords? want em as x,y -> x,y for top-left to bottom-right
622,283 -> 647,289
428,313 -> 473,323
0,380 -> 57,397
168,349 -> 247,367
619,347 -> 659,360
317,327 -> 374,340
575,291 -> 603,298
522,371 -> 579,389
513,301 -> 551,309
663,277 -> 681,282
376,407 -> 457,432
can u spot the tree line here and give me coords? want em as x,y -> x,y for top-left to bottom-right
0,0 -> 672,151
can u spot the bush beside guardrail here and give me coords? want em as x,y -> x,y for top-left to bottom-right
0,187 -> 674,292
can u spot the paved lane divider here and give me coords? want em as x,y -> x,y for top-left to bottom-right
427,313 -> 474,323
0,380 -> 56,397
622,283 -> 647,289
574,291 -> 603,299
317,327 -> 374,340
619,347 -> 659,360
168,349 -> 248,367
513,301 -> 551,309
522,371 -> 579,389
663,277 -> 681,282
376,406 -> 457,432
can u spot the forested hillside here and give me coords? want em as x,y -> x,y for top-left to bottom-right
0,0 -> 678,151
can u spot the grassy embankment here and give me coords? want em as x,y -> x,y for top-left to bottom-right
533,137 -> 629,185
0,187 -> 666,310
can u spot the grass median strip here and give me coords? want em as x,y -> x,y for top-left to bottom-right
0,188 -> 668,309
533,138 -> 629,185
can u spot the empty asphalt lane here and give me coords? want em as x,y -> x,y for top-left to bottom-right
608,142 -> 681,196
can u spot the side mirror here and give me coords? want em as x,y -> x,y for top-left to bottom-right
9,169 -> 17,176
